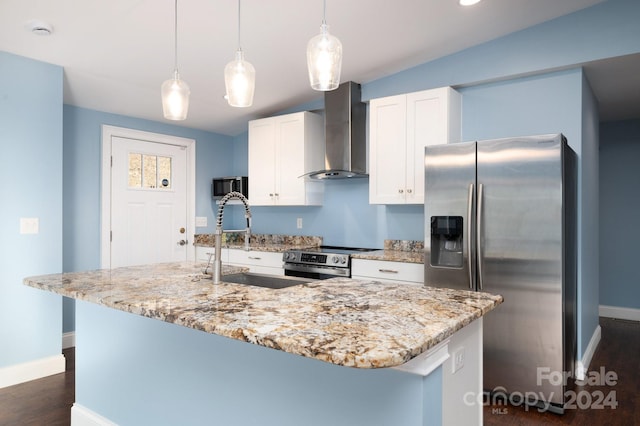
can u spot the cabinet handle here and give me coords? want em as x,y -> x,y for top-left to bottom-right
379,269 -> 398,274
248,256 -> 262,260
274,193 -> 279,197
406,189 -> 412,194
398,189 -> 404,194
269,193 -> 274,197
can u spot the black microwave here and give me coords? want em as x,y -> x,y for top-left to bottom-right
212,176 -> 248,199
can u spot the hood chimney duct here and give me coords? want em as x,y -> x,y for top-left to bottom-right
306,81 -> 367,179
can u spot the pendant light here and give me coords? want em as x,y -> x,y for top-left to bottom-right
161,0 -> 190,120
224,0 -> 255,107
306,0 -> 342,91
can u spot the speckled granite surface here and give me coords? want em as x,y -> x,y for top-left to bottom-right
194,233 -> 322,252
24,261 -> 502,369
352,240 -> 425,264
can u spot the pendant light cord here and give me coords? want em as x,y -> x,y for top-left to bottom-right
237,0 -> 242,50
322,0 -> 327,25
174,0 -> 179,72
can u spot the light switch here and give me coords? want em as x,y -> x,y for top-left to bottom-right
20,217 -> 39,234
195,216 -> 208,227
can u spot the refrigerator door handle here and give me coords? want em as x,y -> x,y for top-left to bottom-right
477,183 -> 484,290
467,183 -> 475,290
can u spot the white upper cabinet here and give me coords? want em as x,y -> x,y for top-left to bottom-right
248,111 -> 324,206
369,87 -> 461,204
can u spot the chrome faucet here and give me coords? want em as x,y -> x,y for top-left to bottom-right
212,191 -> 251,284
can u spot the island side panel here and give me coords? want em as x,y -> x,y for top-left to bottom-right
74,301 -> 442,426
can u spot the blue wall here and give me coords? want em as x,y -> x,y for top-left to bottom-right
599,119 -> 640,310
0,52 -> 63,368
579,73 -> 601,356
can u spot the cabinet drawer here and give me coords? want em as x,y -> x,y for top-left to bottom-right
227,249 -> 284,275
351,259 -> 424,285
228,249 -> 282,266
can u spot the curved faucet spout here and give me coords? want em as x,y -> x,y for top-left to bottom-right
213,191 -> 251,284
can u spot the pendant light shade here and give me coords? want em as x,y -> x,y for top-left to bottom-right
307,1 -> 342,91
225,0 -> 255,107
161,0 -> 190,120
161,70 -> 190,120
225,49 -> 255,107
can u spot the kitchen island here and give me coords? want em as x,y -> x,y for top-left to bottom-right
25,261 -> 502,426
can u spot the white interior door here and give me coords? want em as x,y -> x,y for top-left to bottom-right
110,136 -> 188,268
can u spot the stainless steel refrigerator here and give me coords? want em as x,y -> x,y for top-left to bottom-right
424,134 -> 577,413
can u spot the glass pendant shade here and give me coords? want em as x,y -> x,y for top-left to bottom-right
307,23 -> 342,91
224,49 -> 255,107
161,70 -> 190,120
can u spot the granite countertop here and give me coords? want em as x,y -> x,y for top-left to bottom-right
352,239 -> 425,264
24,262 -> 502,369
193,233 -> 322,253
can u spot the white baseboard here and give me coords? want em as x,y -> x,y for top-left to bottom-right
575,324 -> 601,381
0,354 -> 66,389
599,304 -> 640,322
63,331 -> 76,349
71,404 -> 118,426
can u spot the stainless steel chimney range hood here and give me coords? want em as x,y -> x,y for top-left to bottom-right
305,81 -> 367,180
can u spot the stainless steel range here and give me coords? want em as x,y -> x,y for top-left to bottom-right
283,246 -> 376,279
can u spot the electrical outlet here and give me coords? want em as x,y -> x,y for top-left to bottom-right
452,347 -> 465,374
195,216 -> 208,227
296,218 -> 303,229
20,217 -> 39,234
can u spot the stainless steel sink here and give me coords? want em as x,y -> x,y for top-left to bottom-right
221,272 -> 313,289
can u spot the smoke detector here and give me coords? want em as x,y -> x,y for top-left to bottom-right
25,20 -> 53,36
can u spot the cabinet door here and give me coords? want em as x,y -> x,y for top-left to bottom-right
369,95 -> 407,204
407,89 -> 445,204
248,118 -> 277,205
408,87 -> 461,205
276,114 -> 306,205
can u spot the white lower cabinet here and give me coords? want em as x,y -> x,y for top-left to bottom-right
227,249 -> 284,275
351,259 -> 424,285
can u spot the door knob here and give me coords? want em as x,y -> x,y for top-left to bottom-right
177,239 -> 188,246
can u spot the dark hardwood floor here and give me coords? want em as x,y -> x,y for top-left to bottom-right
0,317 -> 637,425
0,347 -> 74,426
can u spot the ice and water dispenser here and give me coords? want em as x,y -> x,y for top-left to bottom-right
430,216 -> 463,268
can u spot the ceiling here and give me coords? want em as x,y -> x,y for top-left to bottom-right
1,0 -> 637,136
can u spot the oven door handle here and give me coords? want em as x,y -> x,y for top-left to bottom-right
283,262 -> 349,278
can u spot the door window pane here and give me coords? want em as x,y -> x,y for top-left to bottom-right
128,153 -> 172,190
142,155 -> 157,188
128,153 -> 142,188
157,156 -> 172,189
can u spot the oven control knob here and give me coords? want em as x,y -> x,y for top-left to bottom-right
332,256 -> 339,264
340,257 -> 347,265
